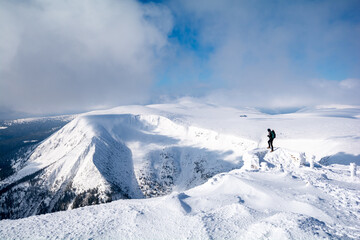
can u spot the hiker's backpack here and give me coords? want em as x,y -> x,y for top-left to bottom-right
271,130 -> 276,139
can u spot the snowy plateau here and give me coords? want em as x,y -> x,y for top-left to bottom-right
0,100 -> 360,239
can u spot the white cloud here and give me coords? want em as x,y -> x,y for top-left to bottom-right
339,78 -> 360,89
0,0 -> 172,115
0,0 -> 359,116
202,77 -> 360,109
166,0 -> 360,107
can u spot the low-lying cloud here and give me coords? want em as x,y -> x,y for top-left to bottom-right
0,0 -> 172,115
0,0 -> 359,118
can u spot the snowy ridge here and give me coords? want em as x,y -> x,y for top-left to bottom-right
0,101 -> 359,238
0,109 -> 257,219
3,114 -> 76,125
0,116 -> 144,219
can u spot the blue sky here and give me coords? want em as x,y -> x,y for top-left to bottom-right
164,0 -> 360,79
153,0 -> 360,106
0,0 -> 359,117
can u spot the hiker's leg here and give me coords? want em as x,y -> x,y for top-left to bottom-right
270,139 -> 274,151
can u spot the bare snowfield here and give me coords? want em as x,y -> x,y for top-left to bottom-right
0,99 -> 359,239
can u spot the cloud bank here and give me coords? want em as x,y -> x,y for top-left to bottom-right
0,0 -> 359,117
0,0 -> 172,115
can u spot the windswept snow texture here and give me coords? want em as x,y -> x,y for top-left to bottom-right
0,100 -> 360,239
0,106 -> 255,219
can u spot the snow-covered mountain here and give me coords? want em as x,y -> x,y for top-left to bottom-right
0,115 -> 74,180
0,103 -> 257,219
0,100 -> 359,239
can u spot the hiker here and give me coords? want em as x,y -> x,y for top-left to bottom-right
267,128 -> 276,152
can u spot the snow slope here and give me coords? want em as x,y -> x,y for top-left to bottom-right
0,163 -> 359,239
0,99 -> 359,239
0,103 -> 257,219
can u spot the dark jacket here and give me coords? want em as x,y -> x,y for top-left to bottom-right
268,130 -> 275,140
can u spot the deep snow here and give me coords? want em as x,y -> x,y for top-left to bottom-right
0,100 -> 359,239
